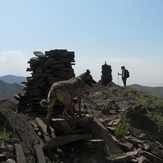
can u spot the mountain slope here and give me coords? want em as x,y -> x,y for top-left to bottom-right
0,80 -> 24,100
129,84 -> 163,98
0,75 -> 26,85
0,74 -> 163,99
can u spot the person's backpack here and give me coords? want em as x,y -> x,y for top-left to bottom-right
125,69 -> 130,78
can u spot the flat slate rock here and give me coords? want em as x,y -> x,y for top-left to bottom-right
29,57 -> 39,63
113,155 -> 135,162
51,118 -> 72,134
35,117 -> 51,142
33,51 -> 47,59
83,139 -> 104,149
34,144 -> 46,163
15,144 -> 26,163
82,118 -> 123,157
43,133 -> 92,160
43,134 -> 92,151
76,117 -> 94,127
139,150 -> 163,162
0,108 -> 38,155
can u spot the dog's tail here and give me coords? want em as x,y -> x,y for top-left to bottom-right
40,90 -> 56,108
40,98 -> 56,108
40,99 -> 50,108
40,88 -> 56,108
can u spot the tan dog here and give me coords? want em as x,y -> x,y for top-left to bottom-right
40,69 -> 96,131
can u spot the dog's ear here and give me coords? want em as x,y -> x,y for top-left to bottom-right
86,69 -> 90,74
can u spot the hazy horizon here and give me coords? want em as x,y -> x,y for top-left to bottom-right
0,71 -> 162,88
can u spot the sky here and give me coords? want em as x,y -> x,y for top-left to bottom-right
0,0 -> 163,87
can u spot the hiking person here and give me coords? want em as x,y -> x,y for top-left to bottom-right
118,66 -> 130,89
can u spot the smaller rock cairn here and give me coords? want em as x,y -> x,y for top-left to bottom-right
15,49 -> 75,112
101,61 -> 112,86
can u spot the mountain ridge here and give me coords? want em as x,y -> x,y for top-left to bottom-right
129,84 -> 163,98
0,80 -> 24,100
0,75 -> 163,99
0,74 -> 26,85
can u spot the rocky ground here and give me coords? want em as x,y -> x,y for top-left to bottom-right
0,83 -> 163,163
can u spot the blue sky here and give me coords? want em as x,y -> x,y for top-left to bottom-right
0,0 -> 163,86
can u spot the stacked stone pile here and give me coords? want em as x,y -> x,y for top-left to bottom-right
16,49 -> 75,112
101,61 -> 112,86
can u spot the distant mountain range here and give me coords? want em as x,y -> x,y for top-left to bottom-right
0,75 -> 26,85
0,75 -> 163,100
0,75 -> 25,100
0,80 -> 24,100
129,84 -> 163,98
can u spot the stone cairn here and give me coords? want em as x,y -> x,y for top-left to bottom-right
15,49 -> 75,113
101,61 -> 112,86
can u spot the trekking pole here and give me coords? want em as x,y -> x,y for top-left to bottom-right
118,73 -> 119,85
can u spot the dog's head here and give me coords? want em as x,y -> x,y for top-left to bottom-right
79,69 -> 97,86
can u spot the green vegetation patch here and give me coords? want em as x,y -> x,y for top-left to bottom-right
114,115 -> 130,139
151,114 -> 163,129
0,129 -> 18,144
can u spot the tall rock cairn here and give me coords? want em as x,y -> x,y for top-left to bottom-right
15,49 -> 75,112
101,61 -> 112,86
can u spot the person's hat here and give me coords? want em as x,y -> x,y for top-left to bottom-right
121,66 -> 125,69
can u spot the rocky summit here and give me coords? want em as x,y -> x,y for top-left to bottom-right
0,83 -> 163,163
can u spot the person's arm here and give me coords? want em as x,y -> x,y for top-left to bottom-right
118,73 -> 122,75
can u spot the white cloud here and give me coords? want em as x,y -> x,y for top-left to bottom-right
0,51 -> 31,76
